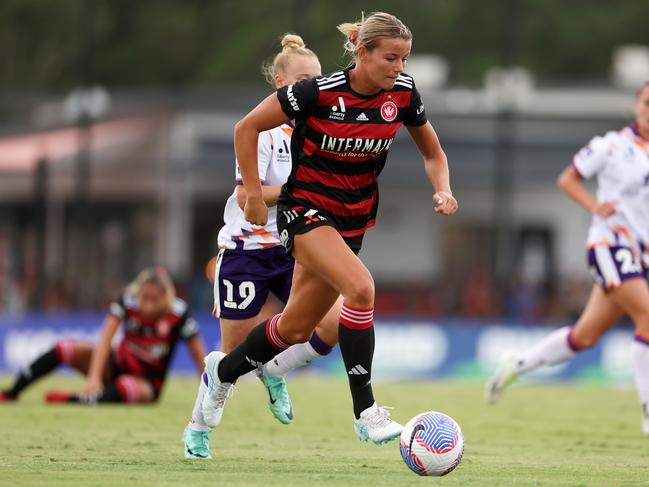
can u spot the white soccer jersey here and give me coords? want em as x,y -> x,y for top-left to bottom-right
217,123 -> 294,250
573,125 -> 649,250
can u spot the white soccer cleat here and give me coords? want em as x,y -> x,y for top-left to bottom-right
201,351 -> 234,428
642,404 -> 649,437
354,402 -> 403,445
485,354 -> 520,404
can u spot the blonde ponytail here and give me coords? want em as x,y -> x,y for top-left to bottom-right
338,12 -> 412,65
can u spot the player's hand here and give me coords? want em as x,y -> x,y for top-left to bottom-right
591,200 -> 616,218
244,195 -> 268,226
80,377 -> 103,402
235,186 -> 247,210
433,191 -> 458,216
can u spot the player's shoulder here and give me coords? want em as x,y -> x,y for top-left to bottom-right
394,72 -> 415,90
171,296 -> 188,317
585,130 -> 619,150
259,124 -> 291,151
264,123 -> 291,139
315,70 -> 346,91
605,129 -> 625,141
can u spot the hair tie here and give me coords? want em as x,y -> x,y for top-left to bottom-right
349,31 -> 358,45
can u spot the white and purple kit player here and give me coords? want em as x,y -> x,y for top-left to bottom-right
214,122 -> 297,322
183,34 -> 341,460
487,82 -> 649,437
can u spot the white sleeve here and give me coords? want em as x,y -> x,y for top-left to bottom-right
572,134 -> 610,179
235,130 -> 273,183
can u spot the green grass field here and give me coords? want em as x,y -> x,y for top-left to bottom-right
1,375 -> 648,486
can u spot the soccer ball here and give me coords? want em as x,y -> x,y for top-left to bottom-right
399,411 -> 464,476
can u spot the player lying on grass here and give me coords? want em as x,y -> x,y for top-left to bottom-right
487,81 -> 649,436
183,33 -> 342,460
0,267 -> 206,404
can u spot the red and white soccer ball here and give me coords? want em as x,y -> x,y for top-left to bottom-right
399,411 -> 464,476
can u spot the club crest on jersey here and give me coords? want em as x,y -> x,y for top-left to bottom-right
380,100 -> 398,122
156,319 -> 171,337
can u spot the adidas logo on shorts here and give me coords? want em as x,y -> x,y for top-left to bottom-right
356,112 -> 369,121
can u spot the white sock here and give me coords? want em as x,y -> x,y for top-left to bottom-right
187,374 -> 211,432
265,342 -> 323,378
514,326 -> 577,374
631,338 -> 649,419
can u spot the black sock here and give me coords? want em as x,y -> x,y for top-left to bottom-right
339,323 -> 375,418
72,383 -> 125,404
218,316 -> 289,383
8,348 -> 60,397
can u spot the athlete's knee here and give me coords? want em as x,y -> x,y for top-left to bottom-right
115,375 -> 154,403
342,274 -> 375,308
55,339 -> 77,365
278,324 -> 312,344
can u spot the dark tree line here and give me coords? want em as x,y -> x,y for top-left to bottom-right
1,0 -> 647,92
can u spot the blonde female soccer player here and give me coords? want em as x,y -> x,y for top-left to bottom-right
199,12 -> 457,448
0,267 -> 206,404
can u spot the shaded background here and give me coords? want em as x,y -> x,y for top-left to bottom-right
1,0 -> 648,328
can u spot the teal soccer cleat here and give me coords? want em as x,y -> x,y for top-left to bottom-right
183,427 -> 212,460
259,366 -> 293,425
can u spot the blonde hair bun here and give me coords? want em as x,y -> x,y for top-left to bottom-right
281,33 -> 306,51
261,33 -> 318,87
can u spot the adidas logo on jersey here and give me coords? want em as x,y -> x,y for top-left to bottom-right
356,112 -> 369,121
348,364 -> 368,375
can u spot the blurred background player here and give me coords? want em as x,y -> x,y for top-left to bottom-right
487,82 -> 649,435
199,11 -> 457,447
0,267 -> 205,404
183,34 -> 341,460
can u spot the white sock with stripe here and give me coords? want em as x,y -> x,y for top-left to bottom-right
188,373 -> 211,432
514,326 -> 578,374
265,330 -> 334,378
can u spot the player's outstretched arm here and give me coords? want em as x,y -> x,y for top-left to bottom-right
234,94 -> 290,225
81,314 -> 121,399
186,334 -> 208,377
407,122 -> 458,216
557,165 -> 615,217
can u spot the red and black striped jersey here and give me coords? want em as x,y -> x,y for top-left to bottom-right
276,67 -> 427,238
109,292 -> 199,380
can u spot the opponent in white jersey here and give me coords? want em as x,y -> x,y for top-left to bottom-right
184,34 -> 340,460
487,82 -> 649,437
575,124 -> 649,261
217,123 -> 294,250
